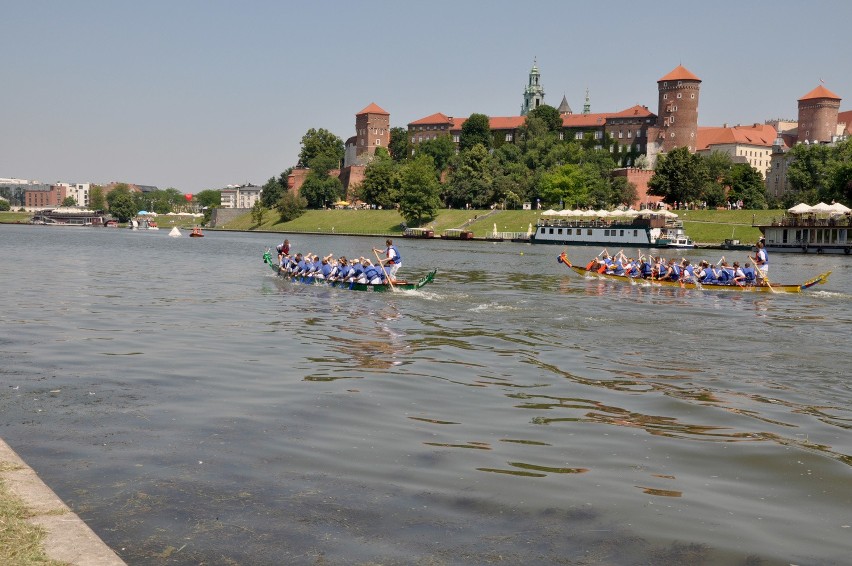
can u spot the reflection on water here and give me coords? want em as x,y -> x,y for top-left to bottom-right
1,226 -> 851,565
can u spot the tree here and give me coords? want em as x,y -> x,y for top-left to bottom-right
648,147 -> 708,205
538,163 -> 591,208
298,128 -> 344,168
61,196 -> 77,207
397,155 -> 441,226
89,185 -> 106,211
527,104 -> 562,133
459,113 -> 491,152
725,163 -> 767,209
298,172 -> 343,209
261,168 -> 292,208
0,199 -> 10,211
445,144 -> 493,208
105,185 -> 137,222
417,134 -> 455,177
251,200 -> 266,227
195,189 -> 222,209
388,126 -> 409,163
358,153 -> 398,208
277,191 -> 307,222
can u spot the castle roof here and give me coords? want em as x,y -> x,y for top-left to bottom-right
409,112 -> 454,126
356,102 -> 389,115
557,95 -> 572,114
696,124 -> 777,150
608,105 -> 656,119
798,85 -> 841,101
658,65 -> 700,83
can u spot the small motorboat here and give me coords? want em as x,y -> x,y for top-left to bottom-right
189,227 -> 204,237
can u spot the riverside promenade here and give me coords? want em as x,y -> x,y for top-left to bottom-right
0,438 -> 125,565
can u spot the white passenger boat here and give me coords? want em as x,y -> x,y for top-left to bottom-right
531,210 -> 694,248
757,202 -> 851,255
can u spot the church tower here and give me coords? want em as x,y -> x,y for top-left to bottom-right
521,59 -> 545,115
655,65 -> 701,153
797,84 -> 841,144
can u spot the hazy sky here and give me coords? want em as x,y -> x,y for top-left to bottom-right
3,0 -> 851,193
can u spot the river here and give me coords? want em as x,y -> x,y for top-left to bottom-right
1,224 -> 850,565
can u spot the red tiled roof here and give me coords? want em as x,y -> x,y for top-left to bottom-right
658,65 -> 700,82
409,112 -> 454,126
799,85 -> 841,101
696,124 -> 777,150
608,105 -> 656,119
357,102 -> 389,115
562,112 -> 612,127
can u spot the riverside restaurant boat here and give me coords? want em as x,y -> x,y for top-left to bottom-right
757,202 -> 852,255
262,251 -> 437,292
30,207 -> 105,226
402,227 -> 435,239
531,209 -> 694,248
556,252 -> 831,293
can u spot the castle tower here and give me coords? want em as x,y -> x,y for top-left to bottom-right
521,59 -> 545,115
656,65 -> 701,153
355,102 -> 390,161
582,88 -> 590,115
557,95 -> 572,116
797,84 -> 841,144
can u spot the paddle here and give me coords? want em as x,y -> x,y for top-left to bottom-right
374,249 -> 396,290
750,259 -> 775,293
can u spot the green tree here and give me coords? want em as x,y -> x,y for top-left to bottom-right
89,185 -> 106,211
397,155 -> 441,226
277,191 -> 307,222
195,189 -> 222,209
459,113 -> 491,152
298,128 -> 344,168
725,163 -> 767,209
358,153 -> 398,208
261,169 -> 292,209
527,104 -> 562,133
105,185 -> 137,222
299,173 -> 343,209
417,134 -> 455,177
648,147 -> 708,205
445,144 -> 493,208
0,199 -> 10,211
61,196 -> 77,207
538,163 -> 591,208
388,126 -> 409,163
251,200 -> 266,227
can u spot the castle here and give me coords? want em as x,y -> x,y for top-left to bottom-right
287,62 -> 849,205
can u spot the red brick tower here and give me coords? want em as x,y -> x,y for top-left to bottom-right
656,65 -> 701,152
797,85 -> 841,144
355,102 -> 390,160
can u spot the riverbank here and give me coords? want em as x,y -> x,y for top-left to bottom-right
0,439 -> 125,565
3,208 -> 776,245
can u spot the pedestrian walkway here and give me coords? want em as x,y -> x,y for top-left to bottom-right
0,438 -> 126,566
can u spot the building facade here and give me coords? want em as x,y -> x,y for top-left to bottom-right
696,123 -> 776,178
220,184 -> 262,209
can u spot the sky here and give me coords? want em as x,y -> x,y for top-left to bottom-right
3,0 -> 852,193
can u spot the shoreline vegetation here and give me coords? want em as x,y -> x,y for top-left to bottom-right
1,208 -> 773,245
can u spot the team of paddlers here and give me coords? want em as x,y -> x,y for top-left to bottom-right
561,242 -> 771,287
274,238 -> 402,285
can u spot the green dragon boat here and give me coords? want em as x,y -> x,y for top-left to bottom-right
262,250 -> 436,292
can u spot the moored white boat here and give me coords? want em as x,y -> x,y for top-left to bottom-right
758,202 -> 851,255
532,210 -> 694,248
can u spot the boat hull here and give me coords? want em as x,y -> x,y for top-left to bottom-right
263,252 -> 436,292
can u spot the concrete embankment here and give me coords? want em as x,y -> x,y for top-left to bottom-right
0,438 -> 126,565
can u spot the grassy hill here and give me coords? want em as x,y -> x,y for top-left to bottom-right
220,207 -> 783,244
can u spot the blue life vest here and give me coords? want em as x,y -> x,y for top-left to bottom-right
743,267 -> 756,282
388,245 -> 402,264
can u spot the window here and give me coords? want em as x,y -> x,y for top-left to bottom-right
627,130 -> 632,138
677,93 -> 682,99
576,132 -> 583,140
691,93 -> 695,99
677,81 -> 682,86
594,131 -> 602,139
558,132 -> 564,140
587,229 -> 593,235
505,133 -> 513,142
453,135 -> 460,143
618,131 -> 623,139
663,94 -> 668,100
376,139 -> 381,146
